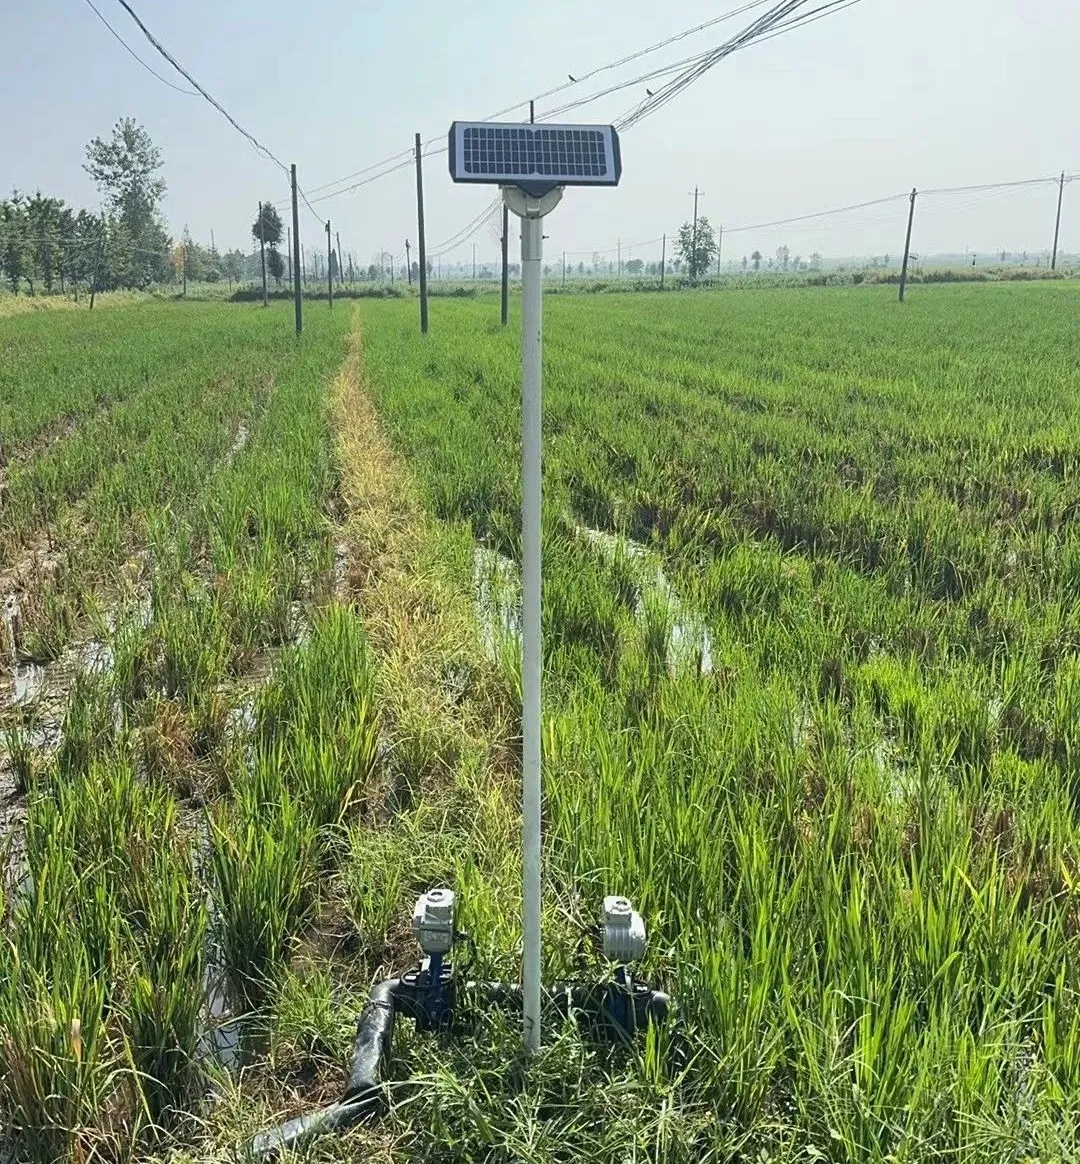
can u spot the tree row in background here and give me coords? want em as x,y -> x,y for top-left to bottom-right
1,118 -> 252,296
1,119 -> 167,296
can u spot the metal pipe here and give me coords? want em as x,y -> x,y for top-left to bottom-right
520,213 -> 544,1055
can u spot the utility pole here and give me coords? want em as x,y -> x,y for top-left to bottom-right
210,229 -> 216,253
390,253 -> 395,284
325,220 -> 333,308
336,230 -> 343,286
89,223 -> 105,310
899,187 -> 917,303
717,223 -> 723,276
660,233 -> 666,291
291,164 -> 302,334
406,239 -> 412,285
500,204 -> 509,326
258,201 -> 268,307
1052,171 -> 1065,271
415,132 -> 429,334
301,243 -> 307,287
182,245 -> 187,297
690,186 -> 701,283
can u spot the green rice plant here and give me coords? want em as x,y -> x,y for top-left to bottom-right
354,284 -> 1080,1156
153,585 -> 231,705
17,585 -> 77,665
255,605 -> 380,839
109,618 -> 154,719
341,827 -> 406,950
0,946 -> 118,1164
12,279 -> 1080,1157
208,782 -> 317,1014
55,672 -> 116,777
269,964 -> 346,1068
123,842 -> 207,1132
3,724 -> 38,793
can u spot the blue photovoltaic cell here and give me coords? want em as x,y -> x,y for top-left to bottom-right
462,126 -> 609,179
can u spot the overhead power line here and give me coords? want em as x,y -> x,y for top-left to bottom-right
287,0 -> 821,209
109,0 -> 325,223
557,170 -> 1078,259
83,0 -> 198,95
427,199 -> 503,259
112,0 -> 284,172
419,0 -> 868,259
725,193 -> 909,234
617,0 -> 866,131
922,175 -> 1064,197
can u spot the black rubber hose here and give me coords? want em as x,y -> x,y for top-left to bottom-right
248,979 -> 399,1160
247,977 -> 672,1158
344,979 -> 398,1099
467,980 -> 671,1027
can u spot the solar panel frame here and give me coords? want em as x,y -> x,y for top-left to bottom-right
448,122 -> 622,189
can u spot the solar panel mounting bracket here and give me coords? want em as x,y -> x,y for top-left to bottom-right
501,185 -> 563,220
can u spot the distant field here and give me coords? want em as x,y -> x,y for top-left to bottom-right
3,282 -> 1080,1161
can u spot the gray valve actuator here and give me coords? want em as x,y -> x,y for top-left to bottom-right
412,888 -> 455,956
601,896 -> 646,964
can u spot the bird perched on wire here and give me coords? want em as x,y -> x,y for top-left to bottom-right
568,73 -> 577,82
646,88 -> 654,96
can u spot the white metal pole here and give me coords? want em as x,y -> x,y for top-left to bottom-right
521,211 -> 543,1055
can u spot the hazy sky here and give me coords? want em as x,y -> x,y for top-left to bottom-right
4,0 -> 1079,270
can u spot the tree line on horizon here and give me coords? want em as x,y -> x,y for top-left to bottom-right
0,118 -> 255,297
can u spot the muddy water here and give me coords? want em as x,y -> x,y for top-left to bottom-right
471,531 -> 714,676
577,526 -> 714,675
473,545 -> 520,659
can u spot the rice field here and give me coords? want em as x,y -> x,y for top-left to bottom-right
2,281 -> 1080,1162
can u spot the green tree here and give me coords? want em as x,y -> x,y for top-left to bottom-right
676,215 -> 717,279
1,194 -> 28,294
625,258 -> 644,275
267,247 -> 285,287
251,203 -> 283,248
84,118 -> 170,286
56,206 -> 75,292
70,210 -> 101,295
222,249 -> 246,287
27,192 -> 65,293
751,249 -> 762,272
776,244 -> 790,271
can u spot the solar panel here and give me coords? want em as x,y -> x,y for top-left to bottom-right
448,122 -> 622,189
